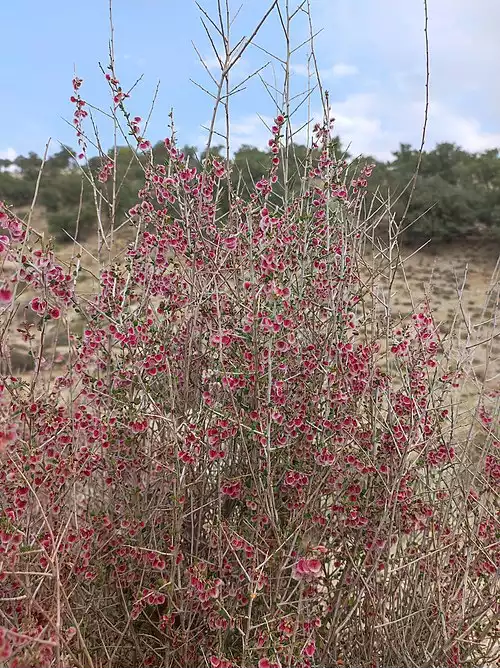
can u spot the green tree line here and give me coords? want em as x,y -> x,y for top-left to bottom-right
1,139 -> 499,244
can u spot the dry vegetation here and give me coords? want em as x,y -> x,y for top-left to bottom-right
10,212 -> 499,405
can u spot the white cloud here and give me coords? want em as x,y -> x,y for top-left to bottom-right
231,115 -> 274,150
0,148 -> 17,162
196,55 -> 251,78
323,95 -> 500,161
207,95 -> 500,163
290,63 -> 311,77
291,62 -> 358,79
422,102 -> 500,153
0,148 -> 18,172
196,114 -> 276,154
198,56 -> 222,73
317,93 -> 398,161
122,53 -> 147,66
309,0 -> 500,158
329,63 -> 358,78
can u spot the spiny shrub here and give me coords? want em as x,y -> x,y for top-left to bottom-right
0,73 -> 498,668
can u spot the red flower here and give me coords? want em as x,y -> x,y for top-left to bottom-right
0,287 -> 12,304
49,306 -> 61,320
222,236 -> 237,250
292,557 -> 323,580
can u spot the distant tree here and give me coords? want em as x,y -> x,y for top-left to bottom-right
39,170 -> 89,213
390,143 -> 419,177
420,142 -> 470,185
46,146 -> 75,172
47,205 -> 96,243
1,135 -> 499,245
0,172 -> 33,206
200,144 -> 224,164
233,144 -> 271,195
14,152 -> 43,181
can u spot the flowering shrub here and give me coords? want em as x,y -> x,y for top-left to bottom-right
0,46 -> 499,668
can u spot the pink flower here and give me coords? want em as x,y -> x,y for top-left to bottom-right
312,545 -> 328,554
294,558 -> 310,576
222,236 -> 237,250
130,419 -> 148,433
258,659 -> 271,668
0,287 -> 13,304
49,307 -> 61,320
0,425 -> 17,453
303,640 -> 316,657
0,235 -> 10,253
307,558 -> 322,574
292,557 -> 323,580
211,331 -> 233,347
30,297 -> 47,314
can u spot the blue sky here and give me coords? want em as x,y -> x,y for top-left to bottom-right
2,0 -> 499,164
